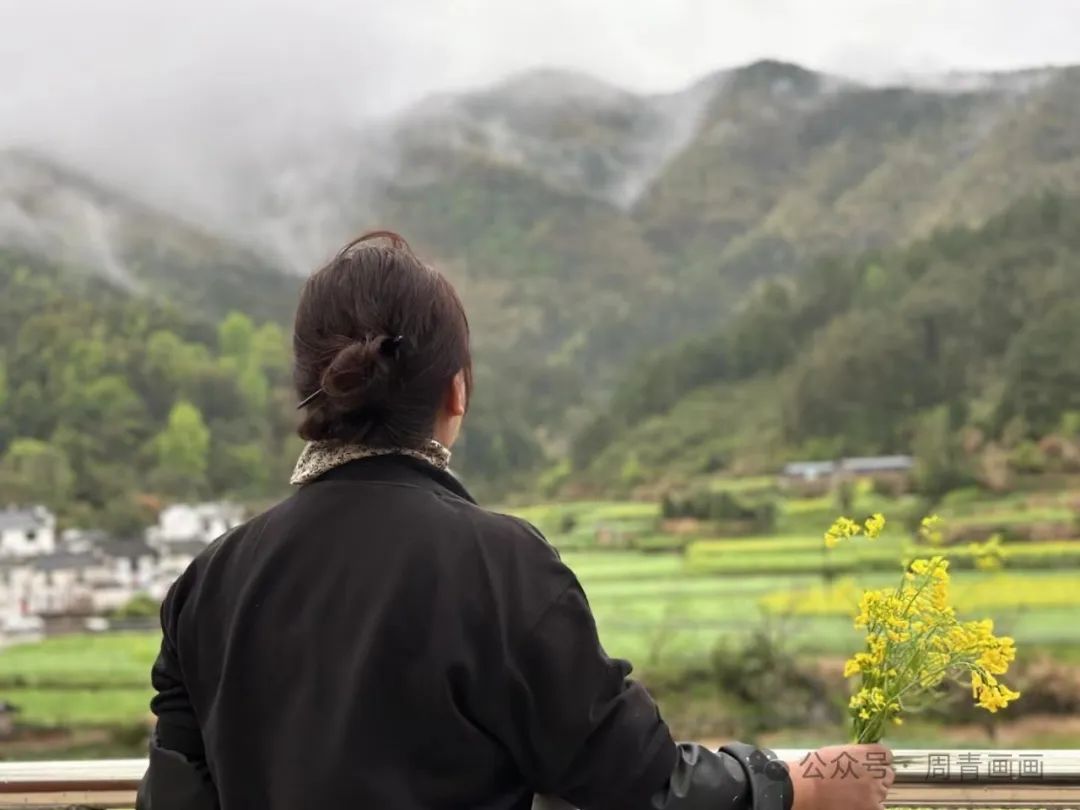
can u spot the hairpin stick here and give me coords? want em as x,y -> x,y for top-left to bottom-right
296,388 -> 324,410
382,334 -> 405,354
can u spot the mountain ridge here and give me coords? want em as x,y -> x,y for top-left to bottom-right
569,192 -> 1080,493
0,148 -> 298,322
5,59 -> 1080,489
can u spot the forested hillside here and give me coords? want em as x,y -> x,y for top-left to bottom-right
570,194 -> 1080,493
0,249 -> 300,530
367,61 -> 1080,475
4,60 -> 1080,504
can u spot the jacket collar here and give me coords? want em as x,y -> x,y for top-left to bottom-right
290,439 -> 451,485
306,453 -> 477,505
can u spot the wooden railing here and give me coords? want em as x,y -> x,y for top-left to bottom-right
0,750 -> 1077,808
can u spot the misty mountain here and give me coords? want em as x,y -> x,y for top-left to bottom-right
638,62 -> 1076,290
391,68 -> 719,208
4,59 -> 1080,486
0,150 -> 298,323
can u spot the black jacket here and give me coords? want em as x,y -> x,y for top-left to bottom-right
139,454 -> 793,810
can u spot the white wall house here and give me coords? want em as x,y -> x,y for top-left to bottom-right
96,540 -> 158,592
0,507 -> 57,558
146,502 -> 244,549
0,538 -> 163,620
148,540 -> 208,601
0,552 -> 106,616
0,505 -> 227,624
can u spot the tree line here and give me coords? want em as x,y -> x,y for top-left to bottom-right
5,193 -> 1080,524
0,251 -> 299,533
570,194 -> 1080,493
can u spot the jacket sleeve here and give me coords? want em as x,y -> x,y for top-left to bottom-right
136,573 -> 220,810
468,574 -> 793,810
136,736 -> 220,810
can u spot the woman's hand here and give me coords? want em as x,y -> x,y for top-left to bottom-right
787,744 -> 894,810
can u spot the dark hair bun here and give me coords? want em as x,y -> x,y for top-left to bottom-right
293,231 -> 471,448
319,336 -> 397,416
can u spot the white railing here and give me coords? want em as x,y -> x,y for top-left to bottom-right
0,750 -> 1076,808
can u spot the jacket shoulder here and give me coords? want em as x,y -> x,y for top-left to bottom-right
432,494 -> 561,560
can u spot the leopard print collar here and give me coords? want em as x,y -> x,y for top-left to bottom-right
289,439 -> 451,486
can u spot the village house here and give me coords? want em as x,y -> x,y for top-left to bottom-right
0,525 -> 161,624
0,502 -> 245,632
146,502 -> 244,549
95,539 -> 158,591
780,460 -> 837,483
89,539 -> 160,613
839,455 -> 916,476
149,539 -> 209,601
0,551 -> 102,617
0,506 -> 57,558
779,455 -> 914,494
58,528 -> 110,555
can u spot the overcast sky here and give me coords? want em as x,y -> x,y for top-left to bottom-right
2,0 -> 1079,206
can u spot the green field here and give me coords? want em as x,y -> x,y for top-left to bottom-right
566,552 -> 1080,663
3,564 -> 1075,729
512,487 -> 1080,681
0,633 -> 157,689
0,634 -> 156,728
1,488 -> 1078,738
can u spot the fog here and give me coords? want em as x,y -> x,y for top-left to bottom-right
2,0 -> 1080,259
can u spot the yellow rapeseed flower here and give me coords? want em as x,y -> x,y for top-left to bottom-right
839,513 -> 1019,742
971,534 -> 1005,571
979,635 -> 1016,675
864,513 -> 886,539
975,681 -> 1021,713
919,514 -> 945,545
825,516 -> 861,548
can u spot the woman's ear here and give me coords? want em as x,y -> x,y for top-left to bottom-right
447,370 -> 467,417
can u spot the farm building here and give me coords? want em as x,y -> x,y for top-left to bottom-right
780,455 -> 914,493
0,506 -> 57,558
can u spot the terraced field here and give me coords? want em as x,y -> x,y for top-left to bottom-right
0,489 -> 1077,741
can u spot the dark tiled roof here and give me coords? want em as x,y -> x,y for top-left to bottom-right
0,508 -> 47,531
783,456 -> 915,476
31,552 -> 98,572
782,461 -> 837,476
840,455 -> 915,472
95,539 -> 157,560
160,539 -> 208,557
63,529 -> 111,546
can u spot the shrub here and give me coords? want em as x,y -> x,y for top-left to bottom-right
927,655 -> 1080,726
557,511 -> 577,534
939,486 -> 989,509
661,488 -> 777,533
870,475 -> 906,498
835,478 -> 856,513
1010,441 -> 1048,474
709,625 -> 841,733
109,594 -> 160,620
630,534 -> 686,554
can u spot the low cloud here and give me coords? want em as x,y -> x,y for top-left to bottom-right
2,0 -> 1077,225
